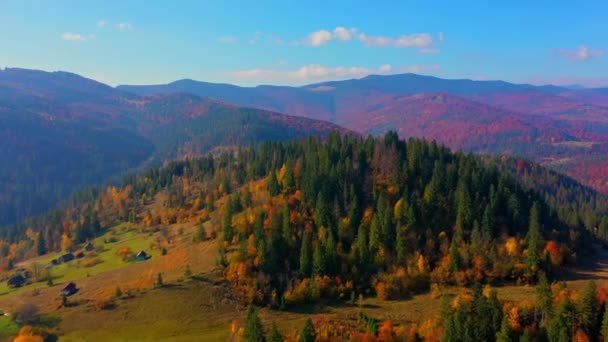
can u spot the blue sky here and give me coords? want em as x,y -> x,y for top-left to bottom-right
1,0 -> 607,87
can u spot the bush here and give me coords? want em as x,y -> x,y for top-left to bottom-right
12,303 -> 39,325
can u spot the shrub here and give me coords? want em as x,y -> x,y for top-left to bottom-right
12,303 -> 39,325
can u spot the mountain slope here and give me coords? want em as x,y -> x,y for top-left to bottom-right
118,74 -> 608,193
0,68 -> 348,225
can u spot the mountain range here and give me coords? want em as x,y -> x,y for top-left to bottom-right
120,74 -> 608,193
2,67 -> 608,226
0,68 -> 346,225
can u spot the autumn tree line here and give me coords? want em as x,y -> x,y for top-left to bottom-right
0,132 -> 606,296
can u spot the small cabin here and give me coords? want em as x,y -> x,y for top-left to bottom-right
61,282 -> 78,296
7,274 -> 26,288
60,253 -> 74,263
84,242 -> 94,252
136,250 -> 149,261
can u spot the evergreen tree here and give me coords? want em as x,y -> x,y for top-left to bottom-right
267,322 -> 284,342
496,315 -> 513,342
536,272 -> 553,323
299,231 -> 312,277
299,319 -> 316,342
449,237 -> 461,272
526,203 -> 542,274
268,171 -> 281,196
244,306 -> 266,342
36,232 -> 46,256
312,241 -> 326,276
601,304 -> 608,341
579,280 -> 598,336
548,297 -> 573,342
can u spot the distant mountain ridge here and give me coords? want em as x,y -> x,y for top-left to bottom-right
0,68 -> 349,225
119,73 -> 608,194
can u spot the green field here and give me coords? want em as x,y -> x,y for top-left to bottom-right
0,223 -> 156,298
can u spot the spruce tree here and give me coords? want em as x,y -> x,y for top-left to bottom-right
525,203 -> 541,274
36,232 -> 47,256
496,315 -> 512,342
299,319 -> 316,342
267,322 -> 284,342
244,306 -> 266,342
268,171 -> 281,196
601,304 -> 608,341
548,297 -> 573,342
536,272 -> 553,323
312,241 -> 326,276
579,280 -> 598,336
299,231 -> 312,277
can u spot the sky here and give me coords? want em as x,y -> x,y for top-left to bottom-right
1,0 -> 607,87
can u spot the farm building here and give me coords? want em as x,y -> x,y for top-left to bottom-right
7,274 -> 26,288
61,282 -> 78,296
136,250 -> 149,261
84,242 -> 94,252
59,253 -> 74,263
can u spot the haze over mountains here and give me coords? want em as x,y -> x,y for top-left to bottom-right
2,67 -> 608,226
0,68 -> 347,225
121,73 -> 608,193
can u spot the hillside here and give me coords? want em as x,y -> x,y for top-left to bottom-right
1,132 -> 607,340
0,68 -> 347,226
119,74 -> 608,194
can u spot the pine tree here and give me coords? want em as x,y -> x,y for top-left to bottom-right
496,315 -> 512,342
449,237 -> 461,272
268,171 -> 281,196
312,241 -> 326,276
299,319 -> 316,342
526,203 -> 541,274
601,304 -> 608,341
36,232 -> 47,256
299,231 -> 312,277
579,280 -> 598,335
536,272 -> 553,323
244,306 -> 266,342
267,322 -> 284,342
548,297 -> 573,342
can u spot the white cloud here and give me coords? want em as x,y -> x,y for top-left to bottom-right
61,33 -> 87,42
307,30 -> 333,46
115,22 -> 132,30
230,63 -> 440,84
358,32 -> 433,48
333,26 -> 357,41
419,48 -> 440,54
218,36 -> 237,44
556,45 -> 605,61
297,27 -> 435,48
97,20 -> 107,28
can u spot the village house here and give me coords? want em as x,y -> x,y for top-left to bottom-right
61,282 -> 78,296
136,250 -> 149,261
59,253 -> 74,263
7,274 -> 26,288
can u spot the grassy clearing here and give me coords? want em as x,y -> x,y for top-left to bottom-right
0,224 -> 157,299
0,316 -> 19,342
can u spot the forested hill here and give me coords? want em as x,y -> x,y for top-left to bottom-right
0,68 -> 347,226
3,132 -> 607,299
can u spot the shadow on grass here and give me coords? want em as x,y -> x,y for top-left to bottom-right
39,314 -> 61,328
